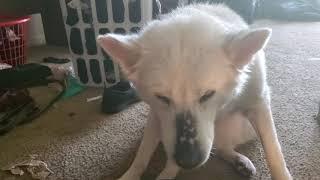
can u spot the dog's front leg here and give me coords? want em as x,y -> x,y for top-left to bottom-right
156,159 -> 180,180
248,103 -> 292,180
118,111 -> 160,180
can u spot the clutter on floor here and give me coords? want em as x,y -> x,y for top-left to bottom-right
0,54 -> 139,134
0,55 -> 142,134
2,154 -> 53,180
0,63 -> 74,135
0,88 -> 39,135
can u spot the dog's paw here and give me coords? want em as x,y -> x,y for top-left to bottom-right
233,155 -> 256,177
156,172 -> 177,180
271,167 -> 292,180
117,174 -> 140,180
117,177 -> 139,180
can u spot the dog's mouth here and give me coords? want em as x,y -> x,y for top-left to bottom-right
174,139 -> 208,169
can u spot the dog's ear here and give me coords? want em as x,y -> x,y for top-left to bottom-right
97,34 -> 140,77
224,28 -> 271,68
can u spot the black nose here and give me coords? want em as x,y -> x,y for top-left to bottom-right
174,111 -> 204,169
174,140 -> 204,169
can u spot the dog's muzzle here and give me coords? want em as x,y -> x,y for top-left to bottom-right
174,112 -> 205,169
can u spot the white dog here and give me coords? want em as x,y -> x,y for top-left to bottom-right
97,3 -> 292,180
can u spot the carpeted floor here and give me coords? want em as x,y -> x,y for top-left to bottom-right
0,20 -> 320,180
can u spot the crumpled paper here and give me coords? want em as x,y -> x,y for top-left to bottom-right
2,155 -> 53,180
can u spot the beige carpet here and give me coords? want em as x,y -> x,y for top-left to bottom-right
0,20 -> 320,180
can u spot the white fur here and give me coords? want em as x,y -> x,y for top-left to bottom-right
97,3 -> 292,180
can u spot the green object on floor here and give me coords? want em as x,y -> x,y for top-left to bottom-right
62,75 -> 86,99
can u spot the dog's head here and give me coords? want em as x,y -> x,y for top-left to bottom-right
97,15 -> 271,169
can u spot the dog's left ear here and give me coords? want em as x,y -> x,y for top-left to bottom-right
224,28 -> 272,68
97,34 -> 141,77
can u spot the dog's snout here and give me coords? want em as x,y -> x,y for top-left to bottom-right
174,111 -> 205,169
175,139 -> 204,169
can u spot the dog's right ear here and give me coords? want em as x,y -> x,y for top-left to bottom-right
97,34 -> 141,77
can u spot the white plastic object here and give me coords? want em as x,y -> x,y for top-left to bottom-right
59,0 -> 153,87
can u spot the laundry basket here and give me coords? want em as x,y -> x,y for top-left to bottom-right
0,16 -> 31,67
59,0 -> 156,87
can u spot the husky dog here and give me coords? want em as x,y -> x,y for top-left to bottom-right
97,3 -> 292,180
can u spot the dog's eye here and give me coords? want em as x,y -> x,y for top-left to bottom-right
200,90 -> 215,103
156,95 -> 171,105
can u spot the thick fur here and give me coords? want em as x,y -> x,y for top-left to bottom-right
97,3 -> 292,180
